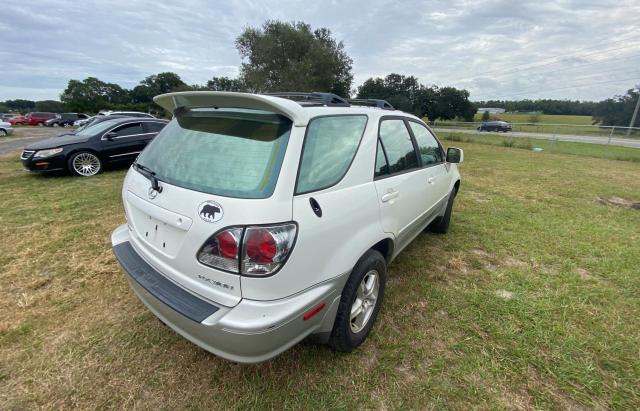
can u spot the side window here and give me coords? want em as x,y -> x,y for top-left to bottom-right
144,122 -> 166,133
113,122 -> 143,137
378,119 -> 418,174
409,122 -> 443,165
296,115 -> 367,194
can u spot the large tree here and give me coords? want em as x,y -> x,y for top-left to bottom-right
131,72 -> 188,104
592,89 -> 640,127
357,73 -> 475,121
60,77 -> 130,113
236,21 -> 353,95
206,76 -> 246,92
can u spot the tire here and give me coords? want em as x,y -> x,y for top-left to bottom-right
0,129 -> 6,137
429,187 -> 457,234
328,249 -> 386,352
52,123 -> 59,127
68,151 -> 102,177
37,122 -> 44,126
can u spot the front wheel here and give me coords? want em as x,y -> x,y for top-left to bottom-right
0,129 -> 7,137
328,250 -> 386,352
68,151 -> 102,177
429,187 -> 457,234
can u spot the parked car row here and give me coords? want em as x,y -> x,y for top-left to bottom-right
7,111 -> 156,127
45,113 -> 90,127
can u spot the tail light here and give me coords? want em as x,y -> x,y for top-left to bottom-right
197,223 -> 297,276
197,227 -> 243,273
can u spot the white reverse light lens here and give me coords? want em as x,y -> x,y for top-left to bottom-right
34,148 -> 63,158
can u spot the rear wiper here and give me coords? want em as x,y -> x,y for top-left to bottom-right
134,163 -> 163,193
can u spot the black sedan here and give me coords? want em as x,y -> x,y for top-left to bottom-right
44,113 -> 89,127
21,117 -> 168,177
477,121 -> 512,132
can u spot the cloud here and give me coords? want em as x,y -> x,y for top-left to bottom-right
1,0 -> 639,101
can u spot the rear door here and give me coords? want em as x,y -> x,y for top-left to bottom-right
373,118 -> 430,252
140,121 -> 166,147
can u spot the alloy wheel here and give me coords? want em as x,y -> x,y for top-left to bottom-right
72,153 -> 100,176
350,270 -> 379,333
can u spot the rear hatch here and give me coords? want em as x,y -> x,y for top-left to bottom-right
123,107 -> 294,307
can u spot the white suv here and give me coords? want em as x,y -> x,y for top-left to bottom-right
111,91 -> 463,363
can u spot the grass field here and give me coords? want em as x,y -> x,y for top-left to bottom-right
439,131 -> 640,163
1,142 -> 640,409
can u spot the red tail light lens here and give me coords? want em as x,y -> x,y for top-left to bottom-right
197,227 -> 243,273
197,223 -> 296,276
242,223 -> 297,276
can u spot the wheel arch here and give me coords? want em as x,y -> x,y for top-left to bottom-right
370,237 -> 395,264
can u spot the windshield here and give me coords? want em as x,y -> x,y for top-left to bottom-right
135,108 -> 292,199
74,118 -> 121,136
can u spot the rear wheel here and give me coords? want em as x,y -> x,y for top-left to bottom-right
429,187 -> 457,234
328,250 -> 386,352
68,151 -> 102,177
37,122 -> 44,126
0,129 -> 6,137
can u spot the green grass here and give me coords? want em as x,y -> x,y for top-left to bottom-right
440,131 -> 640,163
1,144 -> 639,409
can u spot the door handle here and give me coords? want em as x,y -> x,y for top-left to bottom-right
381,190 -> 399,203
427,177 -> 435,184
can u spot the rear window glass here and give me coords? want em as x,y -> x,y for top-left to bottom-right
136,108 -> 292,199
296,115 -> 367,194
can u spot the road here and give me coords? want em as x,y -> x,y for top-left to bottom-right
433,128 -> 640,149
0,127 -> 64,155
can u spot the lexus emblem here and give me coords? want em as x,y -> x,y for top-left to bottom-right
148,186 -> 158,199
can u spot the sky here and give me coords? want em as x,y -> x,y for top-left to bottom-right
1,0 -> 639,102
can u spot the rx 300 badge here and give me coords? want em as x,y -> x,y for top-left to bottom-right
198,200 -> 223,223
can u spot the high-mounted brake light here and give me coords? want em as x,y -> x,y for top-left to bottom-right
197,223 -> 297,276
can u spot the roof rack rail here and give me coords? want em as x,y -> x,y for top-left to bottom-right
348,99 -> 395,110
264,92 -> 350,107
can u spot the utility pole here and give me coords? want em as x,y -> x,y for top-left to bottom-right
627,84 -> 640,136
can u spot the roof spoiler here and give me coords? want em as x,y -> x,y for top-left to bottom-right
153,91 -> 310,126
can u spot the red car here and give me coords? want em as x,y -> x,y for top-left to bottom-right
8,115 -> 27,125
25,112 -> 57,126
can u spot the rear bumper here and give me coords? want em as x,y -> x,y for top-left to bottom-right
1,127 -> 13,135
111,224 -> 344,363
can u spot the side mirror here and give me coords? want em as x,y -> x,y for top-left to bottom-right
446,147 -> 463,163
104,131 -> 117,141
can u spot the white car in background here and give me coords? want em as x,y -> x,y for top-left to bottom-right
74,111 -> 156,127
0,121 -> 14,136
111,91 -> 463,363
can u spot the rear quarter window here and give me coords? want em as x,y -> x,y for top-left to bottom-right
295,115 -> 368,194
